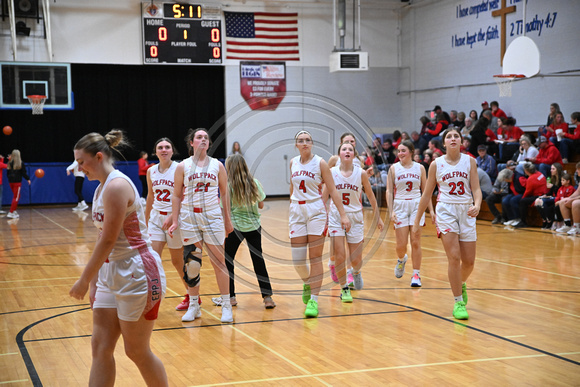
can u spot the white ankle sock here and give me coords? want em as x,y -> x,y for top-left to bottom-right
310,295 -> 319,302
454,295 -> 463,303
221,294 -> 231,306
413,270 -> 420,276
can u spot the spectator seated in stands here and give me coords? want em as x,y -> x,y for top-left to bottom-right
533,163 -> 563,229
382,139 -> 397,165
490,100 -> 507,119
461,116 -> 474,138
538,172 -> 575,230
423,112 -> 449,142
575,161 -> 580,189
411,131 -> 428,154
546,111 -> 571,161
392,130 -> 402,148
546,102 -> 560,127
476,145 -> 497,181
422,151 -> 433,174
371,137 -> 387,171
428,139 -> 444,158
487,162 -> 516,224
510,135 -> 539,173
503,163 -> 527,226
530,136 -> 563,177
477,167 -> 493,199
469,110 -> 491,156
461,138 -> 475,157
555,181 -> 580,235
555,112 -> 580,164
496,117 -> 524,162
419,116 -> 435,138
362,166 -> 386,207
513,163 -> 548,228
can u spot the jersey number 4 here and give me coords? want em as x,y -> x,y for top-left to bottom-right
448,181 -> 466,195
298,180 -> 307,193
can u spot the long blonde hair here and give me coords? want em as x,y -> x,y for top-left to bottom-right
74,129 -> 128,161
8,149 -> 22,170
225,154 -> 261,207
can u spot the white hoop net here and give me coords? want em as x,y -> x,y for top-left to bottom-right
27,95 -> 47,115
493,75 -> 524,97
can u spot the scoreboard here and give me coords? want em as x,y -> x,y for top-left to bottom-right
142,3 -> 222,65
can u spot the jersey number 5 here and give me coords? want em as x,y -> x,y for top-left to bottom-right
342,192 -> 350,205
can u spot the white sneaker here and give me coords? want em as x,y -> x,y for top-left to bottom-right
181,301 -> 201,322
221,304 -> 233,323
410,273 -> 422,287
551,222 -> 560,231
352,271 -> 364,290
77,202 -> 89,211
7,212 -> 19,219
503,220 -> 512,226
556,225 -> 571,233
508,219 -> 521,226
394,254 -> 408,278
567,227 -> 579,236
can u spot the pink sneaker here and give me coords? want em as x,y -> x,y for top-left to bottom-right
176,294 -> 201,310
176,294 -> 189,311
347,271 -> 355,289
328,263 -> 339,283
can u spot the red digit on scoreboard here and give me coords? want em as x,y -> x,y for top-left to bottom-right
158,26 -> 168,41
213,47 -> 221,58
211,28 -> 220,42
150,46 -> 158,57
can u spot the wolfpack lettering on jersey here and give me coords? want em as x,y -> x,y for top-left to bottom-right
436,153 -> 473,204
290,155 -> 323,201
182,157 -> 221,210
150,161 -> 178,213
393,162 -> 422,200
330,165 -> 362,213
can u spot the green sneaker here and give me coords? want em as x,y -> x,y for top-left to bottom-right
304,299 -> 319,318
340,288 -> 353,303
462,283 -> 468,305
453,301 -> 469,320
302,284 -> 311,304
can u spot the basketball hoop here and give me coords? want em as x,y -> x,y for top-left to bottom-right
27,95 -> 47,115
493,74 -> 525,97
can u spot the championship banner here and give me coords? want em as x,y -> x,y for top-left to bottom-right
240,62 -> 286,111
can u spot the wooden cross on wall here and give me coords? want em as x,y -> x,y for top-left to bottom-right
492,0 -> 516,66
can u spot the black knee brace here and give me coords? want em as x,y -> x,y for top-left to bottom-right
183,244 -> 202,287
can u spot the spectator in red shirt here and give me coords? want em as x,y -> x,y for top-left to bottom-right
556,112 -> 580,164
424,113 -> 448,141
138,151 -> 154,200
514,163 -> 548,228
419,116 -> 435,137
496,117 -> 524,162
490,101 -> 507,119
530,136 -> 563,177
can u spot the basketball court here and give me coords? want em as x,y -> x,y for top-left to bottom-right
0,202 -> 578,386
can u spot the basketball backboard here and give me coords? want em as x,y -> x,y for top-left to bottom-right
0,62 -> 73,110
502,36 -> 540,78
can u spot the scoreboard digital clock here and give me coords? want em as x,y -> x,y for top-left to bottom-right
142,2 -> 222,65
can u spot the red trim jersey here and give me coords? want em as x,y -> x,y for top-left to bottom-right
182,156 -> 221,211
92,170 -> 154,261
150,161 -> 178,213
393,161 -> 422,200
436,153 -> 473,204
329,165 -> 362,213
291,155 -> 323,202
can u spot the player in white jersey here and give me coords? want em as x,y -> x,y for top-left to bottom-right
324,142 -> 383,302
290,130 -> 351,318
387,140 -> 433,287
69,130 -> 168,386
168,128 -> 234,323
414,127 -> 482,321
326,132 -> 367,286
145,137 -> 195,312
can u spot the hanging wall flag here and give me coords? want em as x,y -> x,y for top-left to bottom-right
240,62 -> 286,111
224,12 -> 299,61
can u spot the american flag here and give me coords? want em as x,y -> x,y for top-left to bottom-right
224,12 -> 299,61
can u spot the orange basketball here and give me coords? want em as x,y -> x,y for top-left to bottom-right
35,169 -> 45,178
3,126 -> 12,135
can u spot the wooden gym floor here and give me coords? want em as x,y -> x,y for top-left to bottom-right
0,199 -> 579,386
